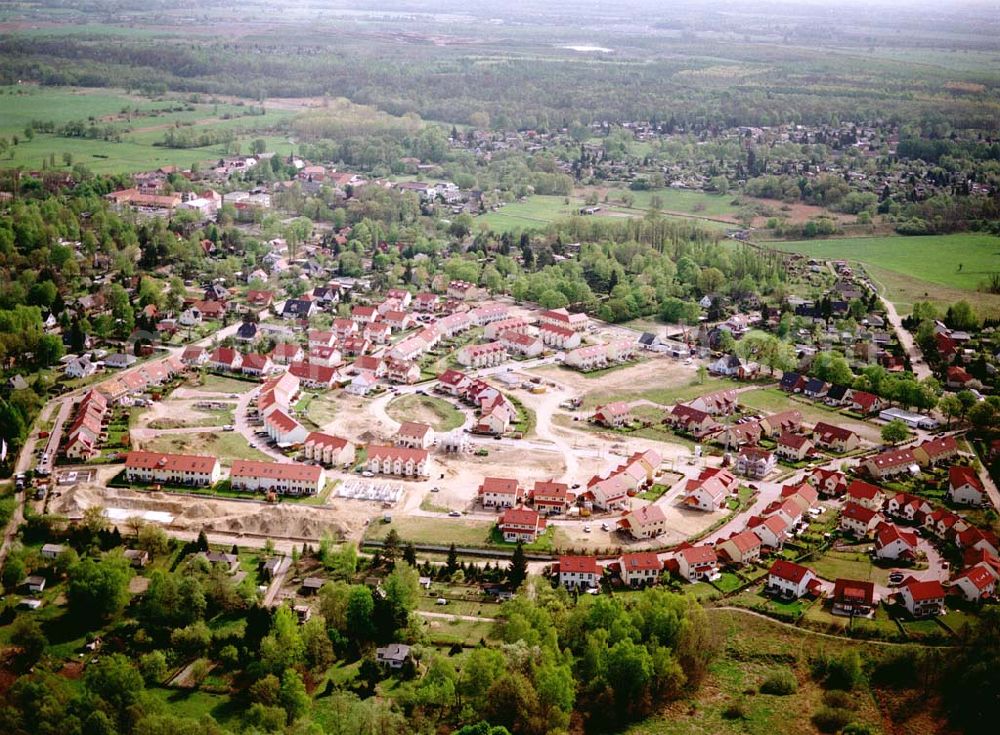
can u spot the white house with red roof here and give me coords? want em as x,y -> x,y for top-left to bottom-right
538,307 -> 588,333
498,506 -> 545,543
592,402 -> 631,428
308,345 -> 342,368
587,473 -> 632,511
736,446 -> 776,479
538,323 -> 581,350
364,321 -> 392,345
676,545 -> 718,582
303,432 -> 354,466
308,329 -> 337,348
899,578 -> 946,617
865,448 -> 918,480
952,563 -> 998,602
558,556 -> 600,590
241,353 -> 273,377
413,292 -> 439,312
384,358 -> 421,385
619,552 -> 663,587
846,479 -> 885,511
840,502 -> 883,538
874,522 -> 919,561
209,347 -> 242,372
230,459 -> 325,496
717,529 -> 762,565
181,346 -> 209,367
457,341 -> 508,368
618,504 -> 667,539
687,389 -> 740,416
766,559 -> 819,599
289,361 -> 338,389
684,467 -> 738,511
812,422 -> 861,453
365,445 -> 430,477
500,330 -> 543,357
776,432 -> 814,462
437,369 -> 470,396
666,404 -> 719,438
749,514 -> 792,549
807,467 -> 848,497
478,477 -> 523,508
484,317 -> 531,340
264,409 -> 308,445
351,305 -> 378,324
333,318 -> 358,340
124,451 -> 221,487
530,480 -> 573,514
850,390 -> 881,415
948,465 -> 986,506
395,421 -> 434,450
270,343 -> 304,365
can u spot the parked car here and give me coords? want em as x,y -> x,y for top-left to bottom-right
448,511 -> 461,517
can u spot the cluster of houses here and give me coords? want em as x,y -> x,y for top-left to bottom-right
490,449 -> 663,544
436,369 -> 518,436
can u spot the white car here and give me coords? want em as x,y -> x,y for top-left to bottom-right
583,525 -> 591,533
362,471 -> 374,478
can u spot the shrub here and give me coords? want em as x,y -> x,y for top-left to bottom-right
822,689 -> 856,710
760,668 -> 798,695
722,697 -> 751,720
812,706 -> 854,733
842,723 -> 880,735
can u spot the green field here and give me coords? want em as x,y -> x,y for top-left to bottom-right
767,234 -> 1000,316
385,394 -> 466,432
0,85 -> 293,174
140,431 -> 270,466
480,195 -> 585,230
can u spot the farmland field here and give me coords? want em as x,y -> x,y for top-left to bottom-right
0,85 -> 293,174
766,234 -> 1000,316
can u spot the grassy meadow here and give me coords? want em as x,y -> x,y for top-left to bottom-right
769,233 -> 1000,316
0,85 -> 293,174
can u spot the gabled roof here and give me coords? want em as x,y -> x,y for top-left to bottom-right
950,465 -> 983,492
833,578 -> 875,605
499,506 -> 542,528
902,577 -> 945,602
768,559 -> 814,584
842,502 -> 879,524
559,556 -> 599,574
847,479 -> 883,501
620,552 -> 663,572
678,545 -> 717,565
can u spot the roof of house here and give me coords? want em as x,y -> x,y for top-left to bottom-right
778,431 -> 811,449
950,465 -> 984,492
621,552 -> 663,572
230,459 -> 322,482
842,502 -> 880,524
125,451 -> 218,473
875,521 -> 918,550
499,506 -> 542,528
559,556 -> 600,574
678,545 -> 718,565
847,479 -> 883,502
852,390 -> 878,409
918,436 -> 958,459
769,559 -> 814,584
365,444 -> 429,463
305,431 -> 349,450
955,563 -> 997,592
902,577 -> 945,602
624,504 -> 667,527
813,421 -> 858,442
398,421 -> 432,440
833,578 -> 875,604
724,529 -> 761,553
480,477 -> 521,496
242,353 -> 270,370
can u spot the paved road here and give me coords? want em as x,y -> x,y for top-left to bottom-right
879,293 -> 931,381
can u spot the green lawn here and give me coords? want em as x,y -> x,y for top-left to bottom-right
605,187 -> 743,219
385,394 -> 465,432
140,431 -> 270,465
579,375 -> 742,410
0,85 -> 292,175
808,550 -> 891,586
187,374 -> 259,395
766,234 -> 1000,316
365,516 -> 496,548
480,195 -> 586,231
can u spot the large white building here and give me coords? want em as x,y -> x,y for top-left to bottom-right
124,451 -> 222,487
230,459 -> 325,496
365,445 -> 431,477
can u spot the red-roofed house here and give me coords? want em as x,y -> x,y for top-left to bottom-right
948,466 -> 986,506
684,468 -> 738,511
303,432 -> 354,466
913,436 -> 959,467
750,513 -> 792,549
209,347 -> 242,372
230,459 -> 325,496
808,467 -> 848,497
736,446 -> 776,479
840,502 -> 882,538
874,522 -> 918,561
666,404 -> 719,438
264,409 -> 308,445
498,506 -> 545,543
717,530 -> 762,565
846,479 -> 885,511
766,559 -> 819,599
850,391 -> 881,415
833,578 -> 875,616
456,341 -> 507,369
241,353 -> 273,377
558,556 -> 600,590
946,365 -> 974,389
531,480 -> 573,514
619,552 -> 663,587
899,578 -> 946,617
952,563 -> 998,603
676,545 -> 718,582
776,432 -> 815,462
124,451 -> 222,487
365,445 -> 430,477
478,477 -> 523,509
812,422 -> 861,453
395,421 -> 434,450
270,343 -> 304,365
865,448 -> 917,480
618,504 -> 667,540
592,402 -> 631,428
